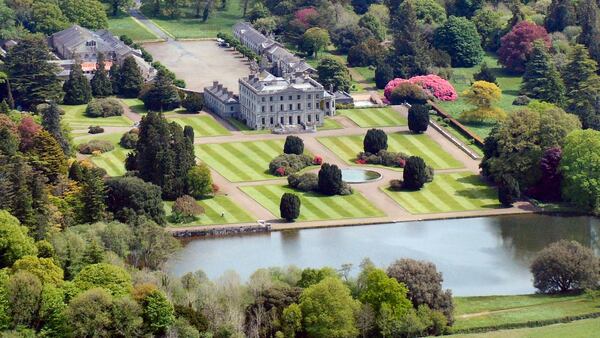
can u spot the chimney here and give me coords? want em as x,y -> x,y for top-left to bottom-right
217,84 -> 223,91
213,81 -> 218,87
249,74 -> 255,80
228,91 -> 233,97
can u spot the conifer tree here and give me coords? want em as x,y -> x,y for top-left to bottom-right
0,100 -> 10,114
544,0 -> 576,32
473,62 -> 497,84
28,130 -> 68,182
41,102 -> 71,155
109,63 -> 121,94
80,169 -> 106,223
563,45 -> 600,129
62,62 -> 92,105
90,53 -> 113,97
119,56 -> 144,98
520,41 -> 565,106
141,68 -> 181,111
577,0 -> 600,65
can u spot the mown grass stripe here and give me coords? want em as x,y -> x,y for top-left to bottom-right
198,144 -> 253,181
229,142 -> 271,178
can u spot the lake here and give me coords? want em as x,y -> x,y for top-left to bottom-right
166,214 -> 599,296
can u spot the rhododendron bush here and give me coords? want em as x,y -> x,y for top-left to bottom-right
384,75 -> 457,102
295,8 -> 319,26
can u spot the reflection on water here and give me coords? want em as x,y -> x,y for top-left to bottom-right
166,214 -> 599,296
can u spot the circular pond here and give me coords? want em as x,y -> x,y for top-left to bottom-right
341,169 -> 382,184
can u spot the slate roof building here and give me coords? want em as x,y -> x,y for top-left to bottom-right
204,81 -> 240,118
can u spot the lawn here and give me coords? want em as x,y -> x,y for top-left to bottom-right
318,132 -> 463,170
73,131 -> 129,176
453,294 -> 600,332
72,131 -> 122,145
107,12 -> 159,42
145,0 -> 243,39
225,117 -> 271,134
241,185 -> 385,221
166,114 -> 231,137
320,118 -> 343,130
437,54 -> 522,138
449,317 -> 600,338
338,107 -> 408,127
382,173 -> 499,214
195,139 -> 289,182
121,98 -> 147,114
165,195 -> 255,226
61,104 -> 133,130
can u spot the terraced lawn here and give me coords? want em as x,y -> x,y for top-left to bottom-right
61,104 -> 133,130
321,118 -> 343,130
165,195 -> 255,226
453,294 -> 600,332
73,131 -> 123,145
382,173 -> 498,214
108,12 -> 159,41
241,185 -> 385,221
338,107 -> 408,127
195,139 -> 288,182
89,145 -> 129,177
121,98 -> 147,114
318,132 -> 463,169
167,114 -> 231,137
449,317 -> 600,338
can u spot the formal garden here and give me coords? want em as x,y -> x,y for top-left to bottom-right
164,195 -> 255,226
338,106 -> 408,127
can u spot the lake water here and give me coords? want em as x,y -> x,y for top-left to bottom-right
166,214 -> 600,296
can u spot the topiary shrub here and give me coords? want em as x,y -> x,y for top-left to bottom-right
356,150 -> 409,167
390,83 -> 430,105
408,104 -> 430,133
403,156 -> 428,190
375,61 -> 394,89
318,163 -> 345,195
288,172 -> 319,192
120,129 -> 139,149
78,140 -> 115,154
170,195 -> 204,223
497,174 -> 520,207
284,135 -> 304,155
85,98 -> 124,118
88,126 -> 104,134
182,93 -> 204,113
363,128 -> 388,154
269,154 -> 313,176
280,193 -> 301,221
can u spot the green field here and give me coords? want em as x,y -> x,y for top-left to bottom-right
107,12 -> 159,41
145,0 -> 244,39
195,139 -> 288,182
318,132 -> 463,170
167,114 -> 231,137
449,318 -> 600,338
321,118 -> 343,130
73,131 -> 122,145
382,173 -> 498,214
338,107 -> 408,127
61,104 -> 133,130
73,131 -> 129,176
241,185 -> 385,221
121,98 -> 147,114
165,195 -> 255,226
453,294 -> 600,332
437,54 -> 522,138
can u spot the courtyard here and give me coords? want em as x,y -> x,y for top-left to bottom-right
143,40 -> 251,92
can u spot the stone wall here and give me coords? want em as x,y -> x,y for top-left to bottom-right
171,224 -> 272,238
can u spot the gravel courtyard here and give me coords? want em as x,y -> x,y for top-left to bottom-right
143,40 -> 251,92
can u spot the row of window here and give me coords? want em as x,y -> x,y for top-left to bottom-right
260,93 -> 320,102
259,113 -> 321,127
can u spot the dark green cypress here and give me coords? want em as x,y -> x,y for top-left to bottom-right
520,41 -> 565,106
91,53 -> 113,97
403,156 -> 428,190
280,193 -> 301,221
119,56 -> 144,98
141,68 -> 181,111
41,102 -> 71,155
63,62 -> 92,105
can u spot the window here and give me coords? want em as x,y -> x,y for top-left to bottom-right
230,106 -> 234,111
289,116 -> 293,124
269,96 -> 273,101
280,104 -> 284,111
288,95 -> 292,100
308,103 -> 312,108
270,117 -> 274,125
281,116 -> 284,124
289,104 -> 293,110
261,106 -> 265,112
316,114 -> 320,121
297,116 -> 301,124
308,114 -> 312,122
270,105 -> 273,112
262,117 -> 265,125
261,97 -> 265,102
308,94 -> 311,99
316,94 -> 320,98
326,102 -> 330,108
297,95 -> 301,99
297,103 -> 301,109
280,96 -> 283,101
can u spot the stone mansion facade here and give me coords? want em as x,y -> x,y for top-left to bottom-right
204,71 -> 335,130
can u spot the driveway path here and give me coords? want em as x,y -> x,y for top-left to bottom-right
129,8 -> 171,41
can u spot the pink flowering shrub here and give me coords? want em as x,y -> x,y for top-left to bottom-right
397,158 -> 406,168
355,158 -> 367,165
275,167 -> 286,176
384,75 -> 457,102
313,155 -> 323,165
295,7 -> 319,26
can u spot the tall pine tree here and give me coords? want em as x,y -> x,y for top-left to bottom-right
109,63 -> 121,94
28,130 -> 68,182
563,45 -> 600,129
41,102 -> 71,155
5,35 -> 62,110
577,0 -> 600,66
544,0 -> 576,32
90,53 -> 113,97
387,0 -> 432,78
520,41 -> 565,106
79,168 -> 106,223
119,56 -> 144,98
63,62 -> 92,105
141,68 -> 181,111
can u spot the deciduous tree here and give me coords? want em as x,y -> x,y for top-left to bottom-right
317,57 -> 351,92
186,163 -> 213,199
60,0 -> 108,29
498,21 -> 550,73
434,16 -> 484,67
105,176 -> 166,224
0,210 -> 37,268
460,81 -> 506,122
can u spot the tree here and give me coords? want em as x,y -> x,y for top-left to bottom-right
284,136 -> 304,155
74,263 -> 133,297
472,9 -> 504,51
363,128 -> 388,154
389,82 -> 430,105
140,289 -> 175,335
182,92 -> 203,113
186,163 -> 213,199
66,288 -> 114,337
0,210 -> 37,268
318,163 -> 344,196
281,303 -> 302,337
434,16 -> 484,67
301,28 -> 330,58
560,129 -> 600,213
63,62 -> 92,105
348,39 -> 387,67
460,81 -> 506,122
317,57 -> 351,92
473,62 -> 496,84
110,296 -> 143,336
103,0 -> 134,16
109,63 -> 121,94
18,116 -> 41,152
91,53 -> 113,97
280,193 -> 301,221
497,174 -> 520,207
171,195 -> 204,223
359,13 -> 386,41
141,68 -> 181,111
331,25 -> 374,54
544,0 -> 576,32
403,156 -> 428,190
61,0 -> 109,29
577,0 -> 600,65
119,56 -> 144,98
30,1 -> 69,34
28,130 -> 68,182
80,168 -> 107,223
375,61 -> 394,89
40,102 -> 70,155
7,271 -> 43,328
531,240 -> 599,293
12,255 -> 63,285
105,176 -> 166,224
449,0 -> 483,18
408,104 -> 430,133
5,35 -> 62,110
254,17 -> 276,35
413,0 -> 446,25
129,219 -> 179,269
562,45 -> 600,129
299,277 -> 359,338
359,267 -> 412,315
132,112 -> 195,199
387,259 -> 454,323
498,21 -> 551,73
388,0 -> 432,78
520,41 -> 565,105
